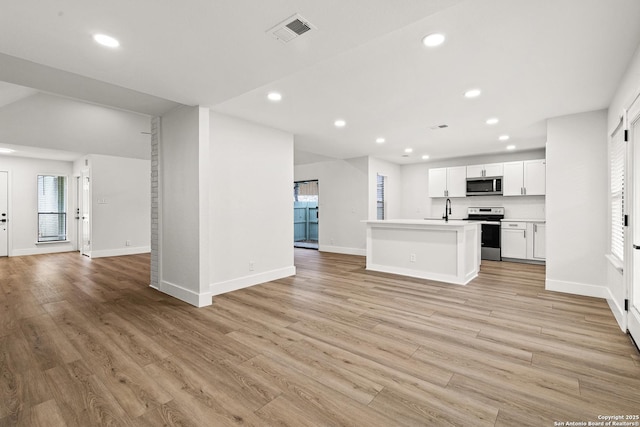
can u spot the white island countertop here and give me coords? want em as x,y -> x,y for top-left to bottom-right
365,219 -> 477,226
363,219 -> 481,285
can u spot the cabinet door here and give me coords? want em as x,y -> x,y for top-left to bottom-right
501,223 -> 527,259
428,168 -> 447,197
466,164 -> 484,178
524,159 -> 546,196
447,166 -> 467,197
503,162 -> 524,196
532,223 -> 546,259
484,163 -> 504,177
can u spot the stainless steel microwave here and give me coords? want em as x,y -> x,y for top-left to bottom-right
466,177 -> 503,196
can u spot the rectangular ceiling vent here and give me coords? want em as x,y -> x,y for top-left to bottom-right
267,14 -> 315,43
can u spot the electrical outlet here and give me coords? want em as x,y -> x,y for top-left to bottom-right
249,261 -> 255,271
410,253 -> 416,262
125,240 -> 131,246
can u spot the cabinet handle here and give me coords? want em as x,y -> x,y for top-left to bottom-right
523,230 -> 526,239
524,187 -> 527,195
534,223 -> 537,233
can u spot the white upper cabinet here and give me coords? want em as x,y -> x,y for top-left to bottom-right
428,166 -> 466,198
503,160 -> 545,196
484,163 -> 504,177
428,168 -> 447,197
503,162 -> 524,196
466,163 -> 503,178
523,159 -> 546,196
466,164 -> 485,178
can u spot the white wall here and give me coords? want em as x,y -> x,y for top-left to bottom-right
368,157 -> 401,220
0,93 -> 151,160
0,156 -> 74,256
159,105 -> 210,306
87,154 -> 150,258
400,149 -> 547,220
295,157 -> 369,255
546,110 -> 608,297
609,43 -> 640,128
208,112 -> 295,295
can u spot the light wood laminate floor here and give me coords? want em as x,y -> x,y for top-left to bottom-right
1,249 -> 639,426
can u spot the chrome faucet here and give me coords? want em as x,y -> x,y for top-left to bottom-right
443,198 -> 452,222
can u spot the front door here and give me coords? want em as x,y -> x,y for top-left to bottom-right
0,171 -> 7,257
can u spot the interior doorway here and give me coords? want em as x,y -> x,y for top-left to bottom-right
294,180 -> 319,250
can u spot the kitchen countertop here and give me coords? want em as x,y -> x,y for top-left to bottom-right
364,219 -> 478,226
501,218 -> 546,222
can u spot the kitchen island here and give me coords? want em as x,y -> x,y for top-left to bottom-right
363,219 -> 481,285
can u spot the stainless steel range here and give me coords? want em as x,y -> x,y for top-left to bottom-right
464,207 -> 504,261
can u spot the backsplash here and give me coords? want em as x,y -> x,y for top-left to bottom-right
428,195 -> 545,220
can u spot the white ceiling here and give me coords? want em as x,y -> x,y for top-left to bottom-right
0,0 -> 639,164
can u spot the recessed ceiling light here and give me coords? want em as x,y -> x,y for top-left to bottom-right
499,135 -> 510,141
0,148 -> 15,154
404,148 -> 413,154
422,33 -> 445,47
267,92 -> 282,102
376,137 -> 385,144
486,118 -> 499,125
506,145 -> 516,150
422,155 -> 430,160
93,33 -> 120,48
334,119 -> 346,128
464,89 -> 481,98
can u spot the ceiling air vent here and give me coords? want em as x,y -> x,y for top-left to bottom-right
267,14 -> 315,43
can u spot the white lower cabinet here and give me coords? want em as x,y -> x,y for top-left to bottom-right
501,222 -> 527,259
530,222 -> 546,260
501,220 -> 545,262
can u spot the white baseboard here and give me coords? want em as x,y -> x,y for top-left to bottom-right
318,245 -> 366,256
158,280 -> 212,307
605,288 -> 627,332
366,263 -> 476,285
89,246 -> 151,259
545,278 -> 609,299
210,266 -> 296,296
12,244 -> 75,256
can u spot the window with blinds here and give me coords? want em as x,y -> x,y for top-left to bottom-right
377,174 -> 386,220
37,175 -> 67,242
610,128 -> 625,262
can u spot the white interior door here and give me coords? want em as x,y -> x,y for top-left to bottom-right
0,171 -> 7,257
629,96 -> 640,345
75,176 -> 81,251
81,170 -> 91,257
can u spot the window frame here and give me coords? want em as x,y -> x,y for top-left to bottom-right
376,174 -> 386,220
610,123 -> 626,263
37,174 -> 68,243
